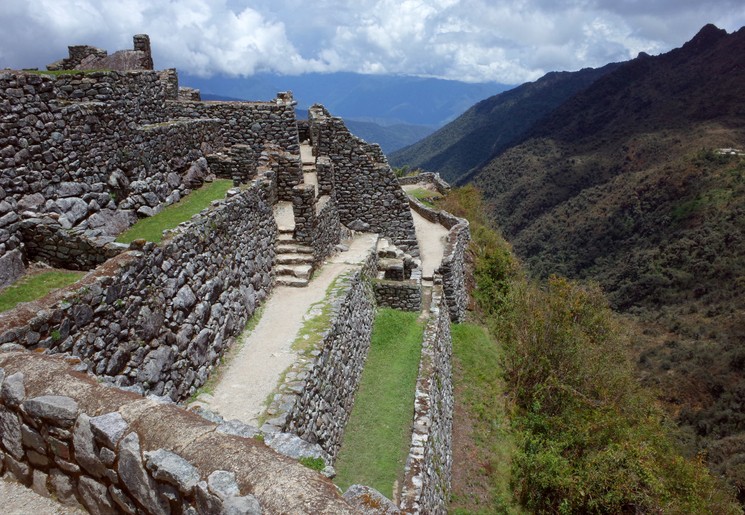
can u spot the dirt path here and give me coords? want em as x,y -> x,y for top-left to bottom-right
0,478 -> 84,514
202,233 -> 378,426
410,208 -> 449,279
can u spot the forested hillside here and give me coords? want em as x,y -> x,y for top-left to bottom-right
470,24 -> 745,495
389,64 -> 618,183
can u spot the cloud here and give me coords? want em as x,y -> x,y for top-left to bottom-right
1,0 -> 744,83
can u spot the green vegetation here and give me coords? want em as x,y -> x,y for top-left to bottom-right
405,187 -> 439,207
439,187 -> 741,513
292,273 -> 345,353
299,456 -> 326,471
334,309 -> 424,498
0,270 -> 85,313
450,323 -> 522,514
116,180 -> 233,244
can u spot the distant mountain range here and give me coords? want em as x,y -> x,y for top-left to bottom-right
394,23 -> 745,494
388,63 -> 621,182
183,72 -> 510,128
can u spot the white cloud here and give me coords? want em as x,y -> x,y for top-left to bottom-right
0,0 -> 743,83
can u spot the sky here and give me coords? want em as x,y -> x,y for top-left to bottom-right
1,0 -> 744,84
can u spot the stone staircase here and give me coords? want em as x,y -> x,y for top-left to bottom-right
275,228 -> 315,287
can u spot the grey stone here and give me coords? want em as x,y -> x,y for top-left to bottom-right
0,249 -> 25,289
137,346 -> 173,384
78,476 -> 116,515
32,469 -> 50,497
222,495 -> 262,515
22,395 -> 78,426
57,181 -> 87,198
195,480 -> 223,514
1,371 -> 25,407
118,432 -> 171,515
5,453 -> 31,483
73,413 -> 107,478
266,432 -> 329,464
55,197 -> 88,225
90,411 -> 128,449
109,485 -> 138,514
207,470 -> 240,500
216,419 -> 260,439
0,406 -> 23,460
50,469 -> 78,505
86,208 -> 137,235
17,193 -> 45,211
173,285 -> 197,310
0,343 -> 26,352
145,448 -> 201,493
343,484 -> 401,514
21,424 -> 46,453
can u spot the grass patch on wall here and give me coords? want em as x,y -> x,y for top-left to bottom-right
450,323 -> 522,514
406,187 -> 439,207
333,308 -> 424,498
116,179 -> 233,244
0,270 -> 85,313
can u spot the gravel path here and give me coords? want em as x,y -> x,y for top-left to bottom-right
0,477 -> 84,514
203,232 -> 378,425
411,208 -> 450,279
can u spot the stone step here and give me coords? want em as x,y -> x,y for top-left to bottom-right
276,243 -> 313,254
276,253 -> 314,265
276,276 -> 309,288
277,232 -> 294,242
278,226 -> 294,235
276,264 -> 313,280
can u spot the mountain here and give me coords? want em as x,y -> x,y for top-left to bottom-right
469,24 -> 745,494
388,64 -> 620,183
182,72 -> 511,127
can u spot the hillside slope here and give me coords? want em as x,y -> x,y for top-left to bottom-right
388,64 -> 619,183
471,23 -> 745,493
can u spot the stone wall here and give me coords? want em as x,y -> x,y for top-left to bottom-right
373,279 -> 422,312
410,198 -> 470,322
165,96 -> 300,159
0,184 -> 276,401
399,287 -> 454,514
0,351 -> 356,514
19,217 -> 129,270
266,245 -> 378,460
308,105 -> 419,256
312,196 -> 344,265
0,70 -> 222,261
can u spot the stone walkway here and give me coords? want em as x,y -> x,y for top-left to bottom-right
410,208 -> 449,280
199,232 -> 378,426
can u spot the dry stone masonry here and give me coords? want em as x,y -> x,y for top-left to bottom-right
0,36 -> 469,513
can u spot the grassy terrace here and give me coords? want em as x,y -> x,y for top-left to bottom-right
116,179 -> 233,244
450,323 -> 521,514
0,270 -> 85,313
334,308 -> 424,498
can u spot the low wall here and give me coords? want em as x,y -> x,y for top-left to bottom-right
19,217 -> 129,270
0,351 -> 355,514
312,196 -> 344,265
399,287 -> 454,514
266,246 -> 378,460
398,172 -> 451,196
410,198 -> 470,322
0,184 -> 276,401
373,279 -> 422,312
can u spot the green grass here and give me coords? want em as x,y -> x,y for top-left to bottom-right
292,273 -> 346,353
0,270 -> 85,313
334,308 -> 424,498
406,187 -> 438,207
116,180 -> 233,244
450,323 -> 522,514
